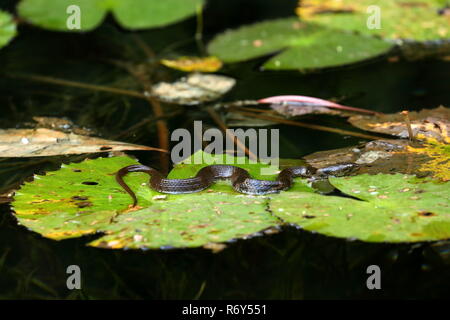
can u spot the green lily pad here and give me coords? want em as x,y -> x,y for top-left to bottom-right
17,0 -> 204,31
13,153 -> 314,249
271,174 -> 450,242
207,18 -> 394,70
0,10 -> 17,49
12,151 -> 449,248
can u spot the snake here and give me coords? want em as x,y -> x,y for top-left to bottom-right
116,163 -> 358,207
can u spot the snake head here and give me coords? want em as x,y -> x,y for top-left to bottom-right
315,163 -> 359,178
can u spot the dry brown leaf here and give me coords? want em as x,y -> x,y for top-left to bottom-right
0,128 -> 166,157
151,73 -> 236,105
304,139 -> 431,177
348,106 -> 450,142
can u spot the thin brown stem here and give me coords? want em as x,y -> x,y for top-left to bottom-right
8,73 -> 146,99
401,110 -> 415,142
206,107 -> 258,161
232,110 -> 385,141
230,105 -> 278,114
113,111 -> 182,140
131,34 -> 157,60
118,63 -> 170,173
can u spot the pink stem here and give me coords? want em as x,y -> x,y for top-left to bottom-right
258,95 -> 381,115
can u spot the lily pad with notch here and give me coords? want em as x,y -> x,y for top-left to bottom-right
12,153 -> 312,250
207,17 -> 395,71
17,0 -> 204,31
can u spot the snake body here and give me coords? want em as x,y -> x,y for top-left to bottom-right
116,163 -> 357,207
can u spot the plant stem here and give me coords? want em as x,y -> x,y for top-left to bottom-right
7,73 -> 146,99
232,110 -> 385,141
206,106 -> 258,161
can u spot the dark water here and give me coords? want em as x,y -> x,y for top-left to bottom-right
0,0 -> 449,299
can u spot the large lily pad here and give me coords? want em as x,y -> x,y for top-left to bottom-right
11,151 -> 450,248
0,10 -> 17,49
12,154 -> 306,249
272,174 -> 450,242
18,0 -> 204,31
207,18 -> 394,70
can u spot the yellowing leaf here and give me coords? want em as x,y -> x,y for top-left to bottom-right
296,0 -> 356,19
407,137 -> 450,181
160,56 -> 223,72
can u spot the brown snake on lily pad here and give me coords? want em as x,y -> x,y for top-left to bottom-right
116,163 -> 358,207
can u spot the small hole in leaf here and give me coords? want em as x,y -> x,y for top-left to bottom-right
82,181 -> 98,185
72,169 -> 82,172
418,211 -> 436,217
72,196 -> 88,201
76,201 -> 93,208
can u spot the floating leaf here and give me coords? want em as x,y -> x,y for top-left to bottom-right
348,106 -> 450,142
207,18 -> 394,70
160,56 -> 223,73
271,174 -> 450,242
0,128 -> 165,157
296,0 -> 356,19
12,151 -> 450,248
12,153 -> 304,249
151,73 -> 236,105
304,139 -> 440,179
18,0 -> 204,31
0,10 -> 17,49
297,0 -> 449,42
407,138 -> 450,181
297,0 -> 450,60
